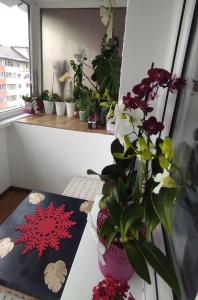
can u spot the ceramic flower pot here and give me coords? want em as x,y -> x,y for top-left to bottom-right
98,243 -> 134,280
35,99 -> 44,114
43,101 -> 54,115
79,110 -> 87,121
55,102 -> 65,116
24,102 -> 35,114
106,117 -> 115,134
97,208 -> 134,280
66,102 -> 75,118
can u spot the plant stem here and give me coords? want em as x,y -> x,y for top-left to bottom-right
82,71 -> 99,92
83,62 -> 93,70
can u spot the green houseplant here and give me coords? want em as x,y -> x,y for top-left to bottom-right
88,67 -> 185,297
43,90 -> 55,115
22,95 -> 35,114
52,93 -> 66,116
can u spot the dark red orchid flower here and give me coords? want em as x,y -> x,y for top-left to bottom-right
132,79 -> 151,99
123,94 -> 140,109
137,99 -> 153,113
143,116 -> 164,135
168,76 -> 186,92
148,68 -> 171,85
123,94 -> 153,113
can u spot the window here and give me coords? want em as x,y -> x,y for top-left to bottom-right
0,2 -> 30,113
0,84 -> 6,90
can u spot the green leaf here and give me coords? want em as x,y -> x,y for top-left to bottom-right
140,241 -> 181,297
105,191 -> 122,225
121,206 -> 144,237
102,180 -> 117,196
152,188 -> 177,234
102,164 -> 124,179
159,155 -> 170,169
87,169 -> 99,176
145,196 -> 159,238
100,216 -> 114,237
113,153 -> 134,160
125,242 -> 151,284
99,195 -> 109,209
106,231 -> 116,248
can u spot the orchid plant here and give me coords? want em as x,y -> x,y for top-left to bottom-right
88,67 -> 185,297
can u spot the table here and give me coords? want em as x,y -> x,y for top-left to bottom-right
0,191 -> 87,300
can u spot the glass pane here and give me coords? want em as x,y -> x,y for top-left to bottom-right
170,10 -> 198,300
0,1 -> 30,112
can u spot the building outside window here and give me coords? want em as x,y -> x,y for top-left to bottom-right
0,2 -> 30,112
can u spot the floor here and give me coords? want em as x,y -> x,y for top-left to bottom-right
16,114 -> 111,135
0,187 -> 30,224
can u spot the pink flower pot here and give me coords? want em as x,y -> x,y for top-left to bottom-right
97,208 -> 134,280
98,243 -> 134,280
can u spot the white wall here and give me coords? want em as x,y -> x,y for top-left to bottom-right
119,0 -> 185,123
42,8 -> 126,96
7,123 -> 114,194
0,128 -> 11,193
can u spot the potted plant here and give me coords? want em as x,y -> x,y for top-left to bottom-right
65,98 -> 75,118
54,94 -> 65,116
22,95 -> 35,114
88,67 -> 185,297
76,86 -> 92,121
43,91 -> 55,115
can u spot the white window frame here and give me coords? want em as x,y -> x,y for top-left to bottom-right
0,1 -> 32,122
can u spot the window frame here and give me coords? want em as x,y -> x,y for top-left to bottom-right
0,1 -> 31,121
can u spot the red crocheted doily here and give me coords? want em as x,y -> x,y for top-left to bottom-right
15,203 -> 76,257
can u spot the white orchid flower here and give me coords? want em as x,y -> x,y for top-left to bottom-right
153,169 -> 176,194
115,103 -> 143,145
74,49 -> 87,63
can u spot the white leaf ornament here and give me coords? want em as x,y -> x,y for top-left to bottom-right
0,237 -> 14,258
80,201 -> 94,213
44,260 -> 67,293
29,193 -> 45,204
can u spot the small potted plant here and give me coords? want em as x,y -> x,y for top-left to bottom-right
54,94 -> 65,116
66,98 -> 75,118
43,91 -> 55,115
22,95 -> 35,114
76,86 -> 91,121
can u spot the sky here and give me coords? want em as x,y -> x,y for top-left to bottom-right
0,2 -> 29,47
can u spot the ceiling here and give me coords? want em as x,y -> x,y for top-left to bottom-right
28,0 -> 127,8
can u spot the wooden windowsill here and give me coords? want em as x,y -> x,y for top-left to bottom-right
15,114 -> 112,135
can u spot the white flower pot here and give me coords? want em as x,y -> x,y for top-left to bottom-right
43,101 -> 54,115
66,102 -> 75,118
55,102 -> 66,116
106,117 -> 115,134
